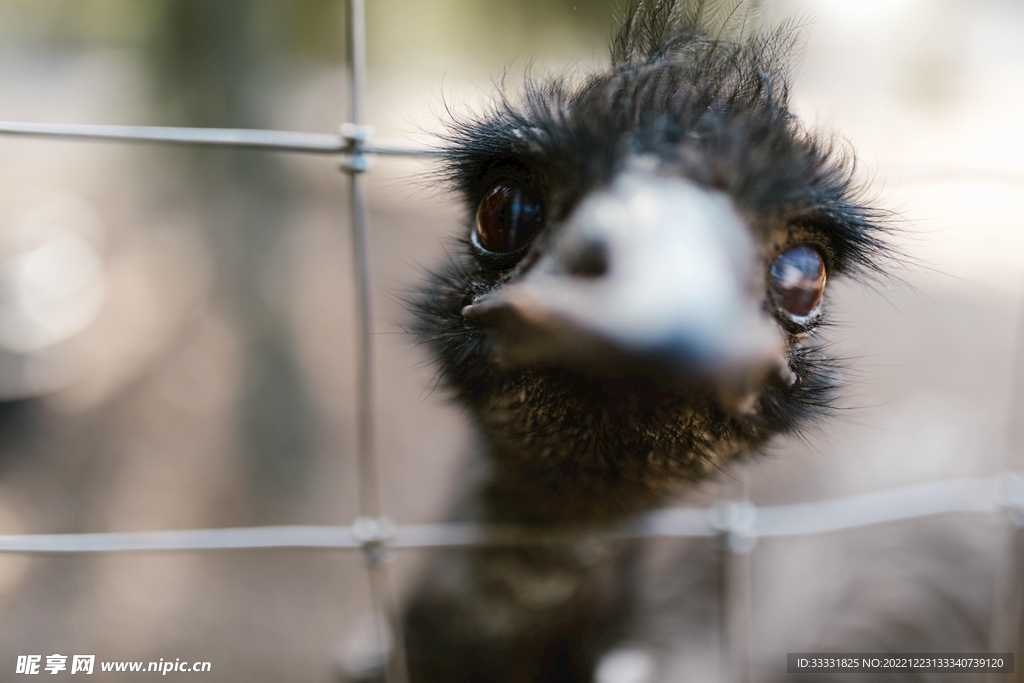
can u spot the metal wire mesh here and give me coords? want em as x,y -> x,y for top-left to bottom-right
0,474 -> 1016,553
0,2 -> 1020,682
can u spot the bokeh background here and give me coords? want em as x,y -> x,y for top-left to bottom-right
0,0 -> 1019,680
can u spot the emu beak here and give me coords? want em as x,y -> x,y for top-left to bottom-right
463,172 -> 789,410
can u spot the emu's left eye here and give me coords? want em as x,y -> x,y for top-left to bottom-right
770,245 -> 826,318
474,180 -> 544,254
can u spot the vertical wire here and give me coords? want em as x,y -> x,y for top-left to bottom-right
349,170 -> 379,520
977,2 -> 1024,669
718,545 -> 731,683
736,472 -> 754,683
719,551 -> 754,683
716,477 -> 733,683
347,0 -> 377,523
344,1 -> 409,682
987,285 -> 1024,681
718,470 -> 755,683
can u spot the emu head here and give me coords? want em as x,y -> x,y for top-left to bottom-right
414,0 -> 890,522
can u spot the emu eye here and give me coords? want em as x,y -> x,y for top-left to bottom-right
770,245 -> 826,318
474,180 -> 544,254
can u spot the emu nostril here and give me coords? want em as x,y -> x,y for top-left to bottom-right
565,238 -> 610,278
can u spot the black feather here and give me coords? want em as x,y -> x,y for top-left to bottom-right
396,3 -> 898,682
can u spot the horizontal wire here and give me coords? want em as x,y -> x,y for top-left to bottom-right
2,123 -> 1023,184
0,474 -> 1017,554
0,526 -> 361,553
0,121 -> 441,157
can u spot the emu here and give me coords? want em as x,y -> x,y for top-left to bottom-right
396,1 -> 900,681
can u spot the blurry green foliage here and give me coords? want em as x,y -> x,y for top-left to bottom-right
0,0 -> 617,65
0,0 -> 162,48
366,0 -> 618,70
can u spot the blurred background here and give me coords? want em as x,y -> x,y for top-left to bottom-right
0,0 -> 1019,680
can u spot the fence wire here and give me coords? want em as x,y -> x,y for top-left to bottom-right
0,2 -> 1021,682
0,120 -> 438,156
0,474 -> 1017,554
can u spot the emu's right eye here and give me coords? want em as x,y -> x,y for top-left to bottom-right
770,244 -> 826,318
474,180 -> 544,254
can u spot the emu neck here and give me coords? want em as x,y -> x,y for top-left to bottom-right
476,440 -> 673,527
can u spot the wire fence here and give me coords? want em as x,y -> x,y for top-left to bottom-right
0,2 -> 1021,682
0,474 -> 1017,554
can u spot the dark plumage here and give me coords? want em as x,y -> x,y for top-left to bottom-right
396,2 -> 895,681
414,0 -> 888,521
